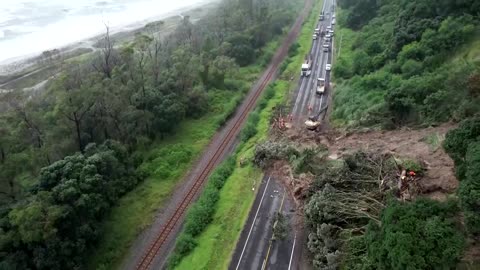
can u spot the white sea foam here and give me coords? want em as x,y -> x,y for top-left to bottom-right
0,0 -> 216,65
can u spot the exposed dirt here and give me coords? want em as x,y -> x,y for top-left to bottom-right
269,161 -> 314,207
279,123 -> 459,200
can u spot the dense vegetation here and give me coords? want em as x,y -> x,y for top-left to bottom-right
0,141 -> 141,269
167,85 -> 275,269
0,0 -> 300,268
332,0 -> 480,127
172,4 -> 323,266
303,152 -> 465,269
444,118 -> 480,235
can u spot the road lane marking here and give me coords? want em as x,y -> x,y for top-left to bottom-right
288,234 -> 297,270
293,0 -> 329,118
261,190 -> 286,270
235,176 -> 271,270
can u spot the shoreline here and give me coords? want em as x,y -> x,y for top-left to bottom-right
0,0 -> 218,78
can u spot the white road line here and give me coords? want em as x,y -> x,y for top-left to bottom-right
294,0 -> 328,117
235,176 -> 272,270
288,234 -> 297,270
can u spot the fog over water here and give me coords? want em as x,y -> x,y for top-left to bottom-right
0,0 -> 213,64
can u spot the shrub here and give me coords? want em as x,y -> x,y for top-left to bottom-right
398,158 -> 424,175
167,156 -> 236,268
365,199 -> 464,269
459,142 -> 480,234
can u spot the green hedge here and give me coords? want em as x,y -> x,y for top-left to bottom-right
167,156 -> 236,268
167,80 -> 278,269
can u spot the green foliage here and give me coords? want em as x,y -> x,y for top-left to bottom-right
332,2 -> 480,127
444,118 -> 480,235
365,199 -> 465,269
167,156 -> 236,269
302,152 -> 465,269
240,112 -> 260,142
272,212 -> 288,240
253,140 -> 299,168
0,0 -> 300,267
444,118 -> 480,170
337,0 -> 379,29
305,152 -> 399,268
460,143 -> 480,233
0,141 -> 141,269
398,158 -> 424,175
185,86 -> 209,119
307,223 -> 342,269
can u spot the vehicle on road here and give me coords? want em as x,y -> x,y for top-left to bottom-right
319,12 -> 324,21
325,33 -> 331,39
301,55 -> 312,77
329,30 -> 334,36
314,28 -> 320,35
313,34 -> 317,40
325,37 -> 331,43
323,47 -> 329,52
316,78 -> 326,95
332,19 -> 336,25
305,106 -> 328,131
326,64 -> 331,71
323,43 -> 329,52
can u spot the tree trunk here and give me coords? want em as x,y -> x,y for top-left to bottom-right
74,113 -> 83,152
0,147 -> 4,164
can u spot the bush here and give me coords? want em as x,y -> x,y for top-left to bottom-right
240,112 -> 260,142
253,140 -> 299,168
365,199 -> 464,269
167,156 -> 236,268
288,42 -> 300,57
444,118 -> 480,173
459,142 -> 480,234
398,158 -> 424,175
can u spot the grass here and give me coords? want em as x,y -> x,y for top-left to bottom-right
87,28 -> 297,270
173,0 -> 323,268
88,86 -> 252,270
457,30 -> 480,67
421,132 -> 444,152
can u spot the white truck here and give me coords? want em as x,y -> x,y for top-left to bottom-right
301,55 -> 312,77
316,78 -> 326,95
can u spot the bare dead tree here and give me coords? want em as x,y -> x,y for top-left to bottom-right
93,24 -> 116,78
5,93 -> 44,148
60,100 -> 95,152
147,34 -> 163,86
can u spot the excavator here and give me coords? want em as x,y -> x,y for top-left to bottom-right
305,105 -> 328,131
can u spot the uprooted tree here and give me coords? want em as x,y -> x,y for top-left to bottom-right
304,151 -> 464,269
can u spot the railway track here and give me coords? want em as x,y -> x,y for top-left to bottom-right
135,0 -> 312,269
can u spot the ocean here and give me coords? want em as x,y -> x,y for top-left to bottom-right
0,0 -> 213,65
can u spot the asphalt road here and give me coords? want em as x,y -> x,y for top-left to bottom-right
121,0 -> 314,269
229,2 -> 337,270
291,0 -> 335,126
229,176 -> 298,270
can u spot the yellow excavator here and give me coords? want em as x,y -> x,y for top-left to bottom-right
305,105 -> 328,131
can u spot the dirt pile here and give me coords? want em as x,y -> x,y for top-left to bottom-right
283,123 -> 458,200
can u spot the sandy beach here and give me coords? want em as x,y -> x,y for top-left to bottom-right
0,0 -> 218,83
